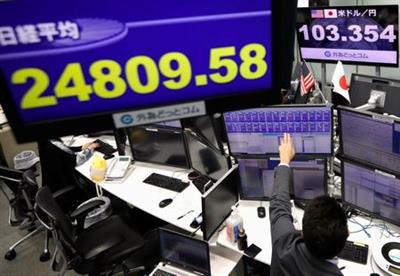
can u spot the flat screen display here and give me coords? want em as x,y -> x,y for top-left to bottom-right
202,166 -> 239,240
339,108 -> 400,175
160,229 -> 210,276
0,0 -> 297,143
127,126 -> 189,169
297,5 -> 399,66
185,131 -> 230,182
238,158 -> 326,200
342,160 -> 400,226
224,105 -> 332,156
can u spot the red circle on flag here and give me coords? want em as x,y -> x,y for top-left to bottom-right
339,76 -> 348,90
329,11 -> 333,16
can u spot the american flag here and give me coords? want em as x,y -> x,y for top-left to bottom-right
311,9 -> 324,18
300,62 -> 315,96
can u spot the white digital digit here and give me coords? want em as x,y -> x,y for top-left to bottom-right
348,25 -> 363,42
298,24 -> 310,41
326,25 -> 340,41
311,25 -> 325,41
380,25 -> 396,43
364,25 -> 379,43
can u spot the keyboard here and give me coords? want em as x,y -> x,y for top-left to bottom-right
143,173 -> 189,192
337,240 -> 369,264
152,269 -> 177,276
94,139 -> 117,156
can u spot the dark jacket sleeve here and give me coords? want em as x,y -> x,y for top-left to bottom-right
269,165 -> 295,243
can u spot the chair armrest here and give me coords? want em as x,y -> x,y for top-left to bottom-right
53,185 -> 77,199
84,235 -> 125,260
70,199 -> 104,220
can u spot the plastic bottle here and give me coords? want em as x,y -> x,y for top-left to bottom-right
225,209 -> 243,243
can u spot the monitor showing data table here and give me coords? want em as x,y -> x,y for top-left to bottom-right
238,158 -> 326,200
342,159 -> 400,226
224,105 -> 332,157
339,107 -> 400,175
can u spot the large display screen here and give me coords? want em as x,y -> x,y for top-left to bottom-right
339,108 -> 400,175
342,160 -> 400,226
238,158 -> 326,200
0,0 -> 296,142
224,105 -> 332,157
297,5 -> 399,66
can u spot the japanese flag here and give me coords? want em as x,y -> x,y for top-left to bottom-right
324,9 -> 337,18
332,61 -> 350,103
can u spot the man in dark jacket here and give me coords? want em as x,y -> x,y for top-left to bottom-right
270,133 -> 348,276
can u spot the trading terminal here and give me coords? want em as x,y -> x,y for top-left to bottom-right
0,1 -> 400,276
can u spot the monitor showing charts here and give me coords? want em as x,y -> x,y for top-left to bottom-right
339,108 -> 400,175
224,105 -> 332,156
238,158 -> 326,200
342,160 -> 400,226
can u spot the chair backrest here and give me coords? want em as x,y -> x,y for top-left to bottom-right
0,165 -> 24,195
38,140 -> 78,193
35,187 -> 77,253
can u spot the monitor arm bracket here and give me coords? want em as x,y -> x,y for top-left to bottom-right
355,90 -> 386,112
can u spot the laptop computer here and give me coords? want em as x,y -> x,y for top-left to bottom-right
150,228 -> 211,276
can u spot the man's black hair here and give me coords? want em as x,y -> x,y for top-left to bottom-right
302,196 -> 348,259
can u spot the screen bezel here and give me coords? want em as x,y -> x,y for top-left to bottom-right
223,104 -> 334,158
159,228 -> 211,276
0,0 -> 297,143
337,105 -> 400,177
296,5 -> 400,67
340,158 -> 400,227
201,165 -> 239,241
237,157 -> 328,201
127,125 -> 191,169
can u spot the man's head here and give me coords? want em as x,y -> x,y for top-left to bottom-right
302,196 -> 348,259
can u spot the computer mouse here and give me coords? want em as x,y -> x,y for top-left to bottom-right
257,206 -> 266,218
159,198 -> 173,208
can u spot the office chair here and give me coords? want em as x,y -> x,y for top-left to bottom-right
0,165 -> 42,261
35,186 -> 146,276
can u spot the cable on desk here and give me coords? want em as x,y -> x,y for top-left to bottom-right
190,226 -> 201,237
348,216 -> 372,238
369,253 -> 375,274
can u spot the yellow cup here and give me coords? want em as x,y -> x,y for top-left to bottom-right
90,154 -> 107,182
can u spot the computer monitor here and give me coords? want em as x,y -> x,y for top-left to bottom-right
341,159 -> 400,226
349,74 -> 400,117
338,107 -> 400,175
182,115 -> 224,153
159,228 -> 211,276
238,158 -> 327,200
223,105 -> 333,157
184,130 -> 231,182
127,126 -> 190,169
201,165 -> 239,240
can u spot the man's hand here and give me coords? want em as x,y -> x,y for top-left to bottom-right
82,142 -> 99,151
279,133 -> 295,165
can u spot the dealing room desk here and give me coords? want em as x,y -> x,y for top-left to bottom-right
216,200 -> 400,276
75,158 -> 203,234
74,151 -> 242,275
